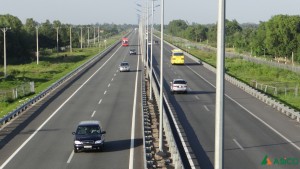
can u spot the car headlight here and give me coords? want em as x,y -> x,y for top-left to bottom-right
74,140 -> 82,144
95,140 -> 102,144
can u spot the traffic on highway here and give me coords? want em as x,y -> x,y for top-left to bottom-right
1,30 -> 300,169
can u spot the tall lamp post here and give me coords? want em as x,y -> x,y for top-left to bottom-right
158,0 -> 164,153
1,27 -> 10,78
87,27 -> 90,47
149,1 -> 159,101
97,27 -> 100,44
70,26 -> 72,53
80,27 -> 83,49
36,26 -> 39,64
93,27 -> 96,45
56,27 -> 59,53
215,0 -> 225,169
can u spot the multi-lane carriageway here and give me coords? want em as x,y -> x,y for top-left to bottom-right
0,30 -> 300,169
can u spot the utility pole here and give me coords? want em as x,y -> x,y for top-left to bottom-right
98,27 -> 100,44
36,26 -> 39,64
93,27 -> 96,45
1,27 -> 11,78
87,27 -> 90,47
214,0 -> 225,169
56,27 -> 59,53
70,26 -> 72,53
158,0 -> 164,153
80,27 -> 83,49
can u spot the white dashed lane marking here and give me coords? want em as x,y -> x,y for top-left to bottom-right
91,110 -> 96,117
204,105 -> 210,112
233,139 -> 244,150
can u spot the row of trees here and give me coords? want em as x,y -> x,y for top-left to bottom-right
0,14 -> 131,64
164,15 -> 300,62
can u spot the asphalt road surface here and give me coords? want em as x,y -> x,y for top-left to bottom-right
0,31 -> 144,169
149,35 -> 300,169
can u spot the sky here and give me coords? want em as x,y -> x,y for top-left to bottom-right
0,0 -> 299,25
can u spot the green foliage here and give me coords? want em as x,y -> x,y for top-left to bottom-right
0,14 -> 127,65
167,20 -> 188,36
166,15 -> 300,63
264,15 -> 300,58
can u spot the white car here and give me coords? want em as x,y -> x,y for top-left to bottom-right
129,49 -> 136,55
170,79 -> 187,94
119,61 -> 130,72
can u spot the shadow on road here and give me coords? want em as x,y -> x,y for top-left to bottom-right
103,138 -> 143,152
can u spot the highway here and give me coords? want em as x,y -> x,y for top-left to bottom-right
150,36 -> 300,169
0,31 -> 143,169
1,30 -> 300,169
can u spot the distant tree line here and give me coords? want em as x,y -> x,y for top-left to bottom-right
164,15 -> 300,62
0,14 -> 131,64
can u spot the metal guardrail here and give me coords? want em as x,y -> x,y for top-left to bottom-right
150,68 -> 185,169
0,40 -> 121,127
141,69 -> 155,168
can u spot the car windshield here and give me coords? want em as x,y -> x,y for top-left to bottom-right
76,126 -> 100,135
174,80 -> 186,84
121,63 -> 129,66
173,52 -> 183,56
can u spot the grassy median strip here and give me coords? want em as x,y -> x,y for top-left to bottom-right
0,36 -> 121,118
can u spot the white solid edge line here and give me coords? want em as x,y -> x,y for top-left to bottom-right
129,46 -> 140,169
0,45 -> 122,169
186,65 -> 300,151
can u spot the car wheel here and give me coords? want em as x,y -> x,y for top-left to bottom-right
74,148 -> 79,153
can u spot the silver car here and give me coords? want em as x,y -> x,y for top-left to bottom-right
170,79 -> 187,94
119,61 -> 130,72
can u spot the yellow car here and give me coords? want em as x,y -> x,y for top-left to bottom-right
171,49 -> 184,65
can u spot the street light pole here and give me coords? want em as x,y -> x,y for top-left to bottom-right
87,27 -> 90,47
1,27 -> 10,78
98,27 -> 100,44
94,27 -> 96,46
80,27 -> 83,49
146,0 -> 149,73
215,0 -> 225,169
149,0 -> 155,100
36,26 -> 39,64
70,26 -> 72,53
56,27 -> 60,53
159,0 -> 164,152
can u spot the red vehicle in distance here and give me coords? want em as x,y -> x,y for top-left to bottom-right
122,37 -> 129,46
